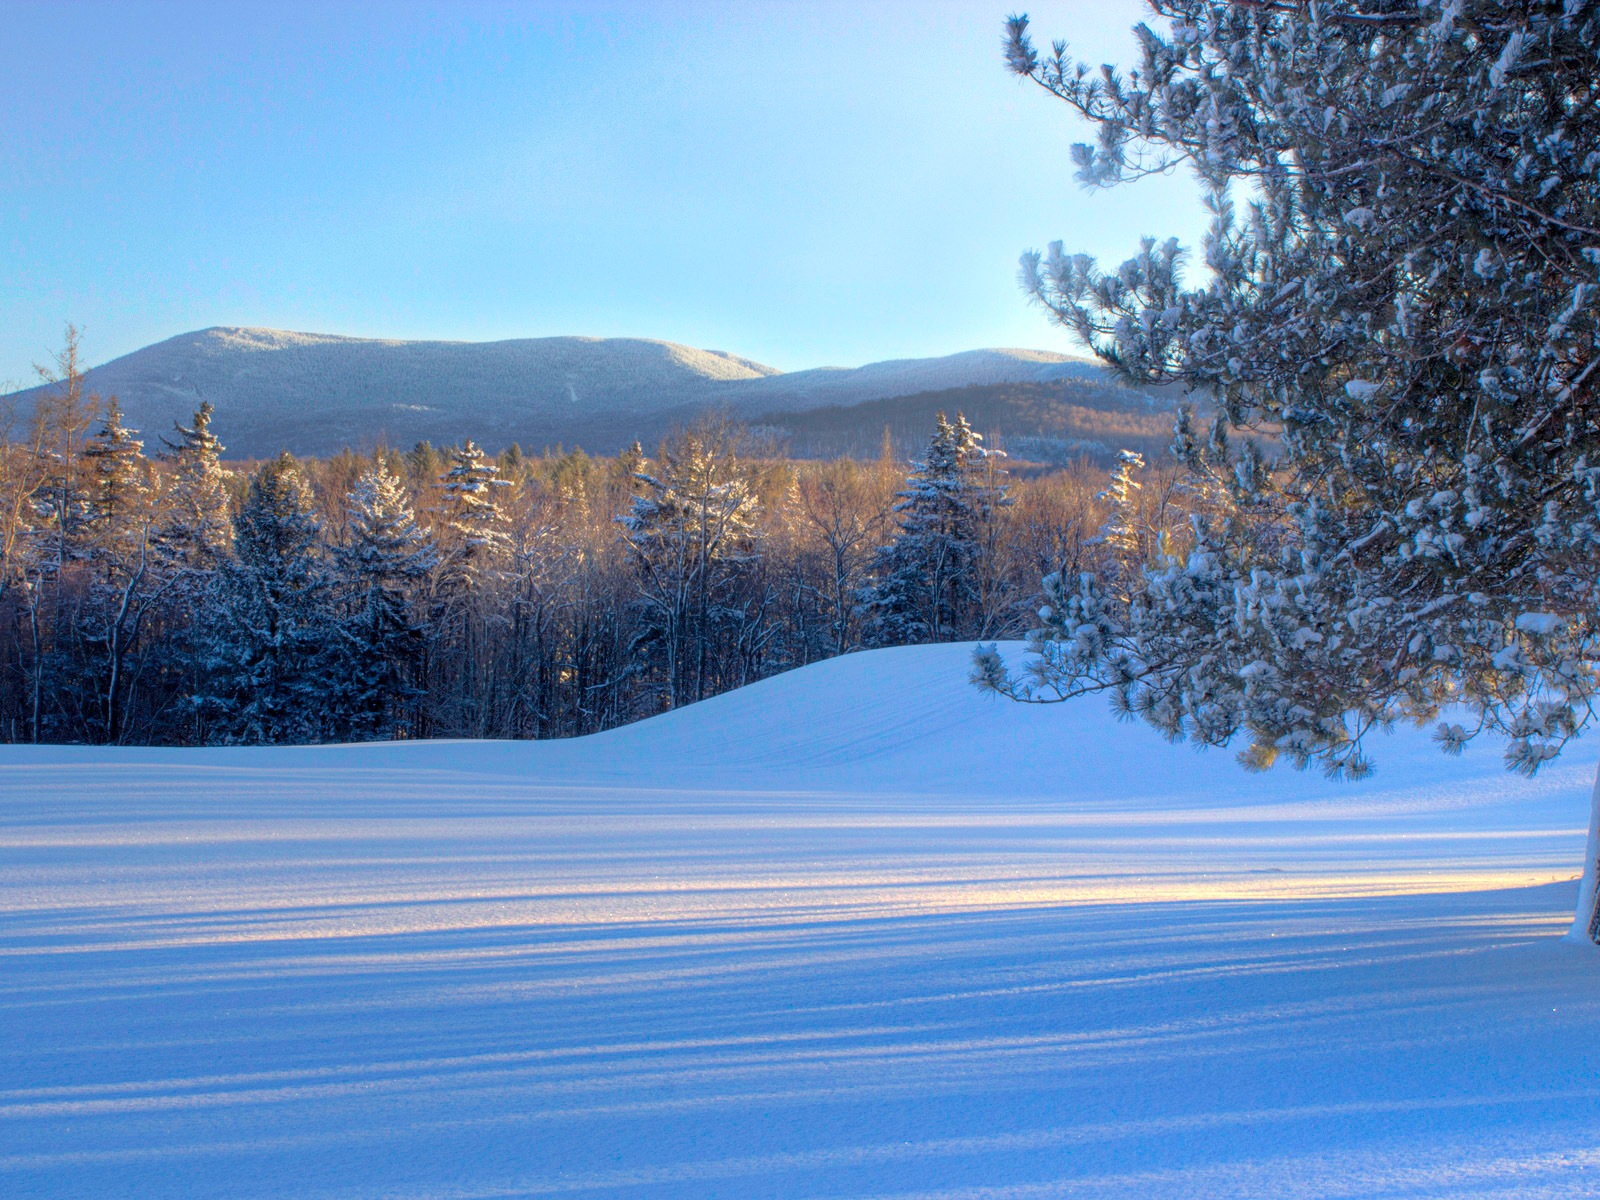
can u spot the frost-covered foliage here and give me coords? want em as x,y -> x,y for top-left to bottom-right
436,440 -> 510,589
617,427 -> 761,708
1,372 -> 1123,745
861,412 -> 1014,645
1096,448 -> 1147,569
335,467 -> 437,739
196,454 -> 336,744
979,3 -> 1600,795
83,399 -> 150,552
154,401 -> 230,569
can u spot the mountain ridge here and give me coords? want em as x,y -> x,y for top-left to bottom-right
4,325 -> 1113,457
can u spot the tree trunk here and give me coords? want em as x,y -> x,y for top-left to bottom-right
1566,759 -> 1600,946
27,583 -> 43,744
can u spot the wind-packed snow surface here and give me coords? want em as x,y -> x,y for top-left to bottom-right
3,643 -> 1598,1199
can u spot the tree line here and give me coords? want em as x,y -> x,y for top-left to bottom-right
0,330 -> 1193,745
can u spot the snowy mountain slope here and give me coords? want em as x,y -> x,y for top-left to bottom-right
716,346 -> 1108,415
3,643 -> 1598,1199
6,327 -> 780,458
3,327 -> 1105,458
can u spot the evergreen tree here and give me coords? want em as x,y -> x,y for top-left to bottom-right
1090,447 -> 1154,599
1096,450 -> 1143,558
155,402 -> 230,569
82,398 -> 150,562
197,454 -> 334,744
979,5 -> 1600,940
617,428 -> 759,708
149,402 -> 232,742
404,440 -> 444,489
334,466 -> 437,738
75,398 -> 159,743
861,412 -> 1011,645
436,441 -> 509,590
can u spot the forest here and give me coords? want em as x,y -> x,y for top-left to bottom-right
0,332 -> 1199,746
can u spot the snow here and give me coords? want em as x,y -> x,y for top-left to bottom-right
1516,612 -> 1565,636
3,642 -> 1598,1198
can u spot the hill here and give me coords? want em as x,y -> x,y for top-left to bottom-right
749,377 -> 1186,466
3,642 -> 1597,1198
2,327 -> 1114,458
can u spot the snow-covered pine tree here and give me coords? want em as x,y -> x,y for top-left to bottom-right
76,398 -> 159,743
435,440 -> 510,591
617,428 -> 759,708
149,403 -> 233,742
976,4 -> 1600,941
334,465 -> 437,739
155,402 -> 230,569
82,398 -> 151,563
420,442 -> 511,735
1097,450 -> 1143,553
1094,448 -> 1148,593
861,412 -> 1011,645
197,453 -> 334,744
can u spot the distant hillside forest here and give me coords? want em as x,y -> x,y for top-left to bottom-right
0,334 -> 1229,746
749,378 -> 1194,467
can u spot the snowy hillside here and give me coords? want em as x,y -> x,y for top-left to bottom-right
4,643 -> 1598,1198
718,346 -> 1107,415
3,327 -> 1106,458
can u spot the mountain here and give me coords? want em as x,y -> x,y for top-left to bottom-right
714,346 -> 1105,414
748,378 -> 1183,467
3,326 -> 1113,458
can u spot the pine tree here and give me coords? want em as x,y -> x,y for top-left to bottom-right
1095,448 -> 1145,589
73,398 -> 159,743
334,466 -> 437,738
197,454 -> 334,744
617,428 -> 759,708
82,398 -> 150,562
979,5 -> 1600,941
860,412 -> 1011,645
148,403 -> 232,742
436,440 -> 509,590
155,402 -> 230,569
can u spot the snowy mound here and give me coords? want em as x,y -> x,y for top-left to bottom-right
1,328 -> 1102,457
16,642 -> 1579,810
534,642 -> 1550,802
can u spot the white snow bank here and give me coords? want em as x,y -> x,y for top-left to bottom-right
2,643 -> 1598,1199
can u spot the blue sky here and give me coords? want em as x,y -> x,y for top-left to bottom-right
1,1 -> 1207,385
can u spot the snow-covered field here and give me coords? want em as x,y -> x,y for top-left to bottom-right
4,643 -> 1598,1199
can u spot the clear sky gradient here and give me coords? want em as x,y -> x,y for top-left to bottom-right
1,1 -> 1207,386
